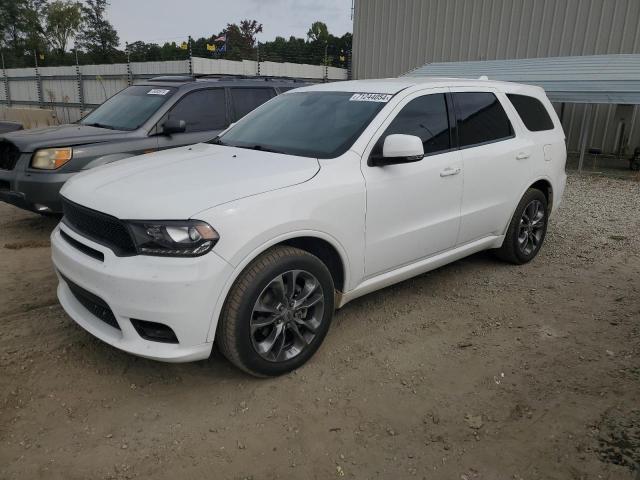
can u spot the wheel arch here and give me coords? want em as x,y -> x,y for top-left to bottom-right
529,178 -> 553,211
206,230 -> 351,342
501,176 -> 554,238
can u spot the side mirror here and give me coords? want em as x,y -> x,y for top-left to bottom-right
162,118 -> 186,135
374,134 -> 424,166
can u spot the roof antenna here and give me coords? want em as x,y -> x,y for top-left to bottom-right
478,75 -> 489,80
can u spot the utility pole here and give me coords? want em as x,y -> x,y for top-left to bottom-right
256,41 -> 260,76
1,51 -> 11,107
188,36 -> 193,77
324,43 -> 329,82
34,50 -> 44,108
125,42 -> 133,86
75,49 -> 85,114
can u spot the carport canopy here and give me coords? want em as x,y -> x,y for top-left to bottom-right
404,54 -> 640,170
404,53 -> 640,105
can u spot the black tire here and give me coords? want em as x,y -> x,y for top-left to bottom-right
216,245 -> 335,377
631,159 -> 640,171
495,188 -> 548,264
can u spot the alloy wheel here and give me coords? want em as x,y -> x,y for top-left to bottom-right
250,269 -> 325,362
517,199 -> 545,256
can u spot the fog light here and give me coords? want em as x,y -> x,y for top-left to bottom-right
130,319 -> 179,343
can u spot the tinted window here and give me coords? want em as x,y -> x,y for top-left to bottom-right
217,92 -> 386,159
80,85 -> 176,131
507,94 -> 554,131
379,93 -> 450,156
167,89 -> 226,132
231,88 -> 276,120
453,92 -> 513,147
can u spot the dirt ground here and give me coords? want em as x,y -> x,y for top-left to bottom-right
1,174 -> 639,480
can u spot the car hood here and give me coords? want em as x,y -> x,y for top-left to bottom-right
61,143 -> 320,219
0,124 -> 134,152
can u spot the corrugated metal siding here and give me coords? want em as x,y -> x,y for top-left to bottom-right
352,0 -> 640,153
353,0 -> 640,79
406,54 -> 640,104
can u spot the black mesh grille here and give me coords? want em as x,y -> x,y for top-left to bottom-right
61,197 -> 137,256
61,274 -> 120,330
0,141 -> 20,170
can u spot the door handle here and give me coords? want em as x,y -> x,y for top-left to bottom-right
516,152 -> 530,160
440,166 -> 461,177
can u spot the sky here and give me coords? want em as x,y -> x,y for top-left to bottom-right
107,0 -> 354,47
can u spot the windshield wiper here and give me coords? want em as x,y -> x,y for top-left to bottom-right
83,122 -> 117,130
243,144 -> 285,154
208,139 -> 284,154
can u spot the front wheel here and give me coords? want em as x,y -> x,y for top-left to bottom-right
216,245 -> 335,377
495,188 -> 548,264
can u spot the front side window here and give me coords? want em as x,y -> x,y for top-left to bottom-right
80,85 -> 176,131
230,88 -> 276,121
216,91 -> 388,158
376,93 -> 450,156
453,92 -> 513,148
507,94 -> 554,131
167,89 -> 227,132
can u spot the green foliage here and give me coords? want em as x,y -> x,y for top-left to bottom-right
0,3 -> 351,70
75,0 -> 120,62
307,21 -> 329,43
45,0 -> 82,54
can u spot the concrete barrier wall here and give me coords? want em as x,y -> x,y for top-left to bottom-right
0,106 -> 57,129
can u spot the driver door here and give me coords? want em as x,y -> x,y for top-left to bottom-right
361,89 -> 463,277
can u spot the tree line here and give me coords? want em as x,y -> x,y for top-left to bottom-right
0,0 -> 351,68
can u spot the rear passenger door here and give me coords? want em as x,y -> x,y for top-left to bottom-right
156,88 -> 228,150
451,88 -> 533,244
229,87 -> 276,122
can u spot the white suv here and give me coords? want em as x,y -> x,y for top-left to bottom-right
51,78 -> 567,376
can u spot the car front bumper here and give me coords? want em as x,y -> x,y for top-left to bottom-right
51,223 -> 235,362
0,158 -> 73,214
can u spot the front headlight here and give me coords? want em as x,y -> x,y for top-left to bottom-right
128,220 -> 219,257
31,147 -> 73,170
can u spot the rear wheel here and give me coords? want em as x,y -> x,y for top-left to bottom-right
495,188 -> 548,264
216,246 -> 335,377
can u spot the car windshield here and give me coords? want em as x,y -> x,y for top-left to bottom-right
214,91 -> 390,158
80,85 -> 176,131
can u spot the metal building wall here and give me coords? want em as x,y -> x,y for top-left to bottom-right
353,0 -> 640,79
352,0 -> 640,154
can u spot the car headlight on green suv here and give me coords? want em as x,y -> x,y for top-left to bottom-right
31,147 -> 73,170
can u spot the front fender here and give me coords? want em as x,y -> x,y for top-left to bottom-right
204,229 -> 352,343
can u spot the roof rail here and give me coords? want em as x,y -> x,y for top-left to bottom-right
197,74 -> 305,83
148,75 -> 195,82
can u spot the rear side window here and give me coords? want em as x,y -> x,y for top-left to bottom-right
231,88 -> 276,121
168,89 -> 227,132
507,94 -> 554,131
453,92 -> 513,148
379,93 -> 451,156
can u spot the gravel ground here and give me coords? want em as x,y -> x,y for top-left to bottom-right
0,173 -> 639,480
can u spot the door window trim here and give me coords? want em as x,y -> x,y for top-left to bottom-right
365,89 -> 457,166
449,89 -> 516,151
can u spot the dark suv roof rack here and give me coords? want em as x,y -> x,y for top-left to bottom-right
148,75 -> 195,82
197,75 -> 306,83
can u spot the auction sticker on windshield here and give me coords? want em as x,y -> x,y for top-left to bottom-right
147,89 -> 171,95
349,93 -> 393,102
